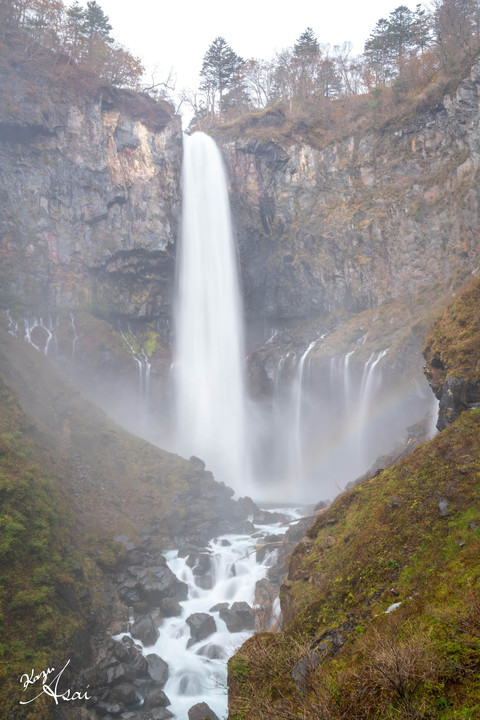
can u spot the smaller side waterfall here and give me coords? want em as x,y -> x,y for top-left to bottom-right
5,310 -> 18,337
357,349 -> 389,466
70,311 -> 79,370
253,342 -> 434,502
23,316 -> 58,357
120,329 -> 151,404
293,340 -> 317,479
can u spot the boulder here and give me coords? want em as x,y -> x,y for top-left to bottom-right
291,650 -> 321,691
219,607 -> 243,633
140,566 -> 188,605
143,686 -> 171,709
159,597 -> 182,617
194,575 -> 214,590
109,681 -> 140,705
130,615 -> 159,646
231,601 -> 256,630
106,662 -> 136,685
188,701 -> 220,720
187,553 -> 212,575
209,602 -> 229,613
146,654 -> 169,686
95,701 -> 122,716
196,643 -> 224,660
186,613 -> 217,645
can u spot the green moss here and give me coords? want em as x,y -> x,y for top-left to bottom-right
143,328 -> 160,357
424,274 -> 480,384
229,407 -> 480,718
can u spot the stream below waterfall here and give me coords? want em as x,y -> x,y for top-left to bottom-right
115,506 -> 302,719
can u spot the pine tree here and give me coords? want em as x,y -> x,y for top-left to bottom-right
65,1 -> 87,54
85,1 -> 112,44
364,18 -> 393,85
200,37 -> 244,116
292,27 -> 322,105
294,27 -> 320,58
83,0 -> 112,62
386,5 -> 416,65
413,3 -> 432,52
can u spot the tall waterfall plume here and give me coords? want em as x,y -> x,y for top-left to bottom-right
174,132 -> 249,493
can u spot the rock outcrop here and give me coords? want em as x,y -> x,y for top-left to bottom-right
0,86 -> 182,323
423,274 -> 480,429
217,59 -> 480,321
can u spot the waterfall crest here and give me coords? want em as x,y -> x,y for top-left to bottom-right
174,132 -> 249,493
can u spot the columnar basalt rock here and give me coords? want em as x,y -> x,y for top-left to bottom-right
0,88 -> 182,322
217,59 -> 480,322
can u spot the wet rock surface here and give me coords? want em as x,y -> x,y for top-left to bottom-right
187,702 -> 220,720
220,601 -> 256,632
64,482 -> 290,720
186,612 -> 217,645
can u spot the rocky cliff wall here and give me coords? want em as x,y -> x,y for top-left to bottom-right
423,273 -> 480,430
2,61 -> 480,335
217,59 -> 480,321
0,87 -> 182,323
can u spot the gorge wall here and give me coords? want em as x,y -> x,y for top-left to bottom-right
2,60 -> 480,331
0,87 -> 182,324
2,57 -> 480,496
218,58 -> 480,322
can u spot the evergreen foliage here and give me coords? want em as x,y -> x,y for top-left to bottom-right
293,27 -> 320,59
0,0 -> 143,89
200,36 -> 244,116
189,1 -> 480,128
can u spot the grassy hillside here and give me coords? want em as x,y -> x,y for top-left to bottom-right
0,320 -> 193,539
0,318 -> 198,718
228,280 -> 480,720
0,365 -> 87,719
423,274 -> 480,387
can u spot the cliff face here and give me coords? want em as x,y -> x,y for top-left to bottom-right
2,60 -> 480,335
423,274 -> 480,429
0,87 -> 182,323
218,59 -> 480,321
228,277 -> 480,720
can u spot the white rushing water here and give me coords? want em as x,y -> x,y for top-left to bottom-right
174,132 -> 249,494
116,509 -> 299,719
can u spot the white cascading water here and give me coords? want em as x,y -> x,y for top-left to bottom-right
115,512 -> 299,720
293,340 -> 317,481
174,132 -> 249,493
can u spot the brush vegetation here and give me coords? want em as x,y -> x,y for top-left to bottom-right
229,278 -> 480,720
423,274 -> 480,386
0,316 -> 197,718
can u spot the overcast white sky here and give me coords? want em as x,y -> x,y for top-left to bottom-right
99,0 -> 413,109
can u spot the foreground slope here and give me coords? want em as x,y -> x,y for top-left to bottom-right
0,318 -> 236,719
228,277 -> 480,720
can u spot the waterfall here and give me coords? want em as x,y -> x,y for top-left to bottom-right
120,328 -> 151,427
174,132 -> 248,493
293,340 -> 317,480
70,312 -> 79,370
23,315 -> 57,356
357,349 -> 388,468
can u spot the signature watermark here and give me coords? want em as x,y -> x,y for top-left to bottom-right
19,659 -> 91,705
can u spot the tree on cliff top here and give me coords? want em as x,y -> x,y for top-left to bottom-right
200,36 -> 244,117
294,27 -> 320,59
432,0 -> 480,65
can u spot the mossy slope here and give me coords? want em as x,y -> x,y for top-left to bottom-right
0,319 -> 197,718
424,274 -> 480,388
0,320 -> 194,538
0,364 -> 86,719
229,280 -> 480,720
229,410 -> 480,719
